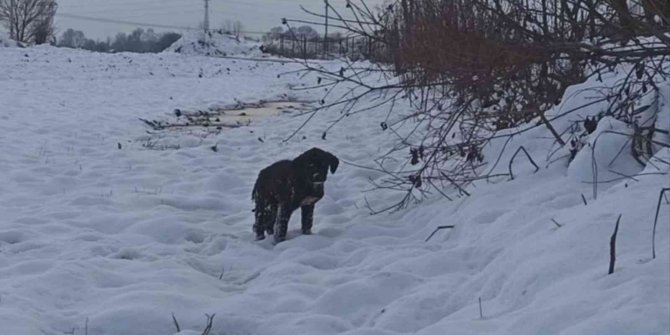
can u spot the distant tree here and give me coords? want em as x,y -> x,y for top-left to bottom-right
293,25 -> 320,40
141,28 -> 158,44
94,40 -> 110,52
0,0 -> 57,43
81,38 -> 97,51
56,27 -> 178,53
109,29 -> 181,53
223,19 -> 244,36
58,28 -> 113,52
59,29 -> 86,48
263,26 -> 284,42
31,8 -> 54,44
111,32 -> 127,52
126,28 -> 145,52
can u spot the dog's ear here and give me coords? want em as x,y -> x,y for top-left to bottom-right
324,151 -> 339,174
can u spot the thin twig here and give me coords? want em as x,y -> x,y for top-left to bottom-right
171,313 -> 181,333
425,225 -> 456,242
508,146 -> 540,180
202,314 -> 216,335
652,188 -> 670,259
440,172 -> 471,196
609,214 -> 622,275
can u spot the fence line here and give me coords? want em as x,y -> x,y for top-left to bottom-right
261,35 -> 387,61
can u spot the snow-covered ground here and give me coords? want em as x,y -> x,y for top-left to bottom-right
0,44 -> 668,335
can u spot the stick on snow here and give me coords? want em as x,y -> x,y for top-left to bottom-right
551,218 -> 563,228
508,146 -> 540,180
652,188 -> 670,259
171,313 -> 181,333
609,214 -> 622,275
425,225 -> 455,242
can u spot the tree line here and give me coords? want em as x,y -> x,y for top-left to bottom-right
58,28 -> 182,53
0,0 -> 182,53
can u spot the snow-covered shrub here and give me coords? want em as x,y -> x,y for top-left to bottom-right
291,0 -> 670,210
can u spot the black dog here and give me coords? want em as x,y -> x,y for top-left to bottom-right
252,148 -> 339,243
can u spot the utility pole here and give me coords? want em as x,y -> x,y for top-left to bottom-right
324,0 -> 329,58
203,0 -> 210,34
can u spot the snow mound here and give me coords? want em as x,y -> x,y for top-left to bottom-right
165,31 -> 261,57
0,32 -> 17,47
567,116 -> 641,182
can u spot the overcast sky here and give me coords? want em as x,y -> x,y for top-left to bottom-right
53,0 -> 385,40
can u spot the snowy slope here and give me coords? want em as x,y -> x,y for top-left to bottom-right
165,31 -> 261,57
0,32 -> 17,47
0,45 -> 668,335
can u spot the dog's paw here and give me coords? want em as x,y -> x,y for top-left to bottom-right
273,236 -> 286,245
302,229 -> 312,235
255,234 -> 266,241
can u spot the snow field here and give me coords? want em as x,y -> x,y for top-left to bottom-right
0,45 -> 668,335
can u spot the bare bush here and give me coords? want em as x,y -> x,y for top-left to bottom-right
284,0 -> 669,211
0,0 -> 57,44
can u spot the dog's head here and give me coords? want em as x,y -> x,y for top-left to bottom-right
293,148 -> 339,184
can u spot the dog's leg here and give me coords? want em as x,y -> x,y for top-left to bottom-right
301,205 -> 314,235
254,202 -> 275,240
253,203 -> 267,240
273,204 -> 292,244
265,204 -> 277,235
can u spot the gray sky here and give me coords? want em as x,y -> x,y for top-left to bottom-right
53,0 -> 385,40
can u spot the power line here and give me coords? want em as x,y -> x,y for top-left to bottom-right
101,9 -> 201,21
64,0 -> 190,12
57,13 -> 199,31
56,12 -> 271,35
63,0 -> 187,8
74,6 -> 196,17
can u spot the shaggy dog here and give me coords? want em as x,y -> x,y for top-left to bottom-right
252,148 -> 339,243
